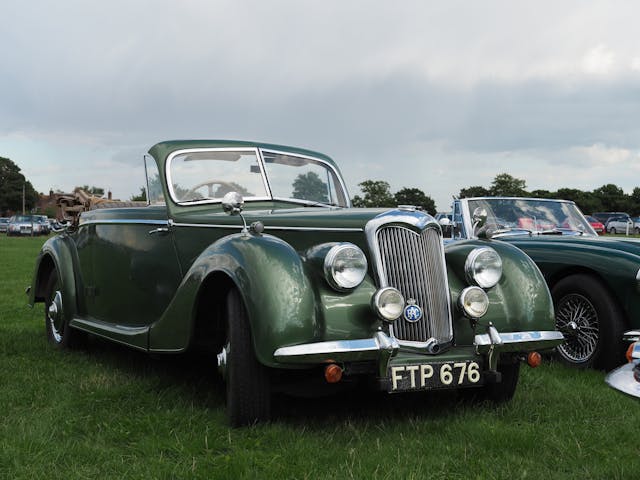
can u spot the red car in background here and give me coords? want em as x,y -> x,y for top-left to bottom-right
585,215 -> 605,235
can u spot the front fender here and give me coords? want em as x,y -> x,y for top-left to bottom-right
148,233 -> 316,366
445,239 -> 556,344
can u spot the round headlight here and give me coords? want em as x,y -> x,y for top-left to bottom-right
324,243 -> 368,291
465,247 -> 502,289
459,286 -> 489,318
372,287 -> 405,322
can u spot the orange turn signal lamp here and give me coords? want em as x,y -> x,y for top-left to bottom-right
324,363 -> 343,383
527,351 -> 542,368
626,342 -> 637,363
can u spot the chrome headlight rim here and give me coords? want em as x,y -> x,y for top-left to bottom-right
323,242 -> 368,291
372,287 -> 405,322
464,246 -> 503,289
459,286 -> 490,319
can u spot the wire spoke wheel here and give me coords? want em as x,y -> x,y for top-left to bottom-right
555,293 -> 599,363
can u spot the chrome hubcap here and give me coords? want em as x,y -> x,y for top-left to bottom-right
48,290 -> 64,343
555,293 -> 598,363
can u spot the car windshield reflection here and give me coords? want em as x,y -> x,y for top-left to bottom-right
467,198 -> 597,236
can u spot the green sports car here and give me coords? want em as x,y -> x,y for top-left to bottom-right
444,196 -> 640,370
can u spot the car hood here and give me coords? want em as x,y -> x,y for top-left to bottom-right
501,233 -> 640,257
174,207 -> 430,231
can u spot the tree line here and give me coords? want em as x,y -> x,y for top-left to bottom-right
2,150 -> 639,218
458,173 -> 640,216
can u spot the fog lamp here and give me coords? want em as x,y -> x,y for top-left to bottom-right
459,286 -> 489,318
372,287 -> 405,322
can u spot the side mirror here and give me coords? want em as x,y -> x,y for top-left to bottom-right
222,192 -> 244,216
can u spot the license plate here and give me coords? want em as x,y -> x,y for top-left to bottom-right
388,361 -> 483,392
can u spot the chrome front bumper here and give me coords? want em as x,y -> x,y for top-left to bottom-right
273,328 -> 565,375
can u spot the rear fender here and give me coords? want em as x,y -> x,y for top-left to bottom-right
29,234 -> 80,324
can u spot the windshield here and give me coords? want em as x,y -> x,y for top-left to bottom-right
261,152 -> 346,206
467,198 -> 597,235
167,148 -> 347,207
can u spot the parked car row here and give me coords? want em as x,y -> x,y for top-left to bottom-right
591,211 -> 640,235
3,215 -> 52,236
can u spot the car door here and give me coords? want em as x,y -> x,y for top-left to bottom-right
77,206 -> 182,334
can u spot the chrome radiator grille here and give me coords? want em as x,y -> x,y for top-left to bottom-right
377,225 -> 453,344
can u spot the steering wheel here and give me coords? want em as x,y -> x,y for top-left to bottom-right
182,179 -> 240,201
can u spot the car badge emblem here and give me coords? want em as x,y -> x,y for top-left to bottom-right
403,299 -> 423,323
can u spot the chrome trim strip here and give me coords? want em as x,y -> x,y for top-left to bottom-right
273,331 -> 399,364
171,222 -> 363,232
78,219 -> 169,227
474,330 -> 564,353
623,330 -> 640,342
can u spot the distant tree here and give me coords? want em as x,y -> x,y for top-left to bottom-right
292,171 -> 329,204
352,180 -> 395,208
630,187 -> 640,215
529,189 -> 553,199
0,156 -> 39,214
592,184 -> 628,212
459,186 -> 491,198
394,187 -> 436,214
130,187 -> 147,202
490,173 -> 527,197
555,188 -> 602,215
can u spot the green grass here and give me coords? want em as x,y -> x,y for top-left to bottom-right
1,235 -> 639,479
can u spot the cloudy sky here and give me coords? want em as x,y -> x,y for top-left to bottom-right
2,0 -> 640,211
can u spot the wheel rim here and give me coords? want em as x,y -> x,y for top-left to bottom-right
555,293 -> 599,363
47,290 -> 64,343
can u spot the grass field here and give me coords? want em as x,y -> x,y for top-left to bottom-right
1,235 -> 639,479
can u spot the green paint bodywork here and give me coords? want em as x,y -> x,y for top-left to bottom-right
29,140 -> 559,376
498,235 -> 640,330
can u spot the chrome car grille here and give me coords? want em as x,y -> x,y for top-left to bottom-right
376,225 -> 453,344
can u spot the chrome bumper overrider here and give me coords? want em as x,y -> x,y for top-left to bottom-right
605,362 -> 640,398
273,328 -> 565,375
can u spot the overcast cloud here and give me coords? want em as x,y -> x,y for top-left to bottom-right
1,0 -> 640,211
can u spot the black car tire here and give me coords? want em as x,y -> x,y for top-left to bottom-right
610,227 -> 617,234
44,268 -> 85,349
225,288 -> 271,427
552,274 -> 625,370
635,227 -> 640,235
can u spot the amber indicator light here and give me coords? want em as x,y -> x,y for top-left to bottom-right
324,364 -> 343,383
527,351 -> 542,368
626,343 -> 636,363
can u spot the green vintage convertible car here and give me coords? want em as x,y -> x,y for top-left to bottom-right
443,197 -> 640,370
28,141 -> 563,425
